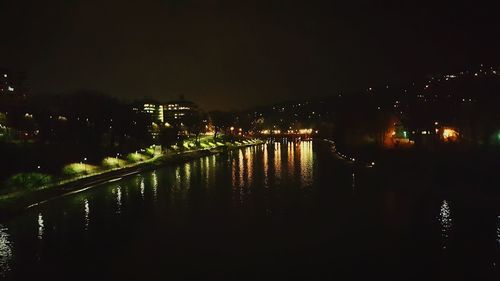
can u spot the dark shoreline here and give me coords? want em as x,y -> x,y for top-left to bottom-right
320,139 -> 500,211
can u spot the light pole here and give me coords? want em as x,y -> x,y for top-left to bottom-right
83,157 -> 87,174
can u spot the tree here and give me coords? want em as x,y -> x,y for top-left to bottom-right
209,111 -> 233,140
183,112 -> 204,143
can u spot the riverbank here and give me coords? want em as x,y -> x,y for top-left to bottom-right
321,139 -> 500,210
0,140 -> 264,220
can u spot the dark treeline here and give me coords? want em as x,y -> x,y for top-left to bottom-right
2,91 -> 152,148
0,91 -> 153,180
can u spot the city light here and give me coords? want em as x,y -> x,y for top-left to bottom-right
442,128 -> 459,141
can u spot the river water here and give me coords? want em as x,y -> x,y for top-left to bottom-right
0,140 -> 499,280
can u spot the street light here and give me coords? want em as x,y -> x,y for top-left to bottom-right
83,157 -> 87,174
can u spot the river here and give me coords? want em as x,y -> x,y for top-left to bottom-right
0,140 -> 499,280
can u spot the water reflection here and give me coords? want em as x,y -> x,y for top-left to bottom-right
238,150 -> 244,187
287,142 -> 295,178
352,173 -> 356,192
203,157 -> 209,188
439,200 -> 452,249
231,140 -> 317,190
115,186 -> 122,213
37,213 -> 44,240
245,148 -> 253,187
263,144 -> 269,187
140,177 -> 145,199
497,216 -> 500,246
0,225 -> 12,277
274,142 -> 282,182
228,140 -> 315,206
174,167 -> 181,191
151,171 -> 158,200
183,163 -> 191,189
201,155 -> 216,189
299,141 -> 313,187
84,199 -> 90,230
4,140 -> 500,280
4,141 -> 320,278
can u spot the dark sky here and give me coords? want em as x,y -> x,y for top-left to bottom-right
1,0 -> 499,110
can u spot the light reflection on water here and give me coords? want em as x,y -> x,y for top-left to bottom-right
2,141 -> 319,278
263,144 -> 269,187
238,150 -> 244,188
274,142 -> 282,182
37,213 -> 44,240
352,173 -> 356,192
4,141 -> 500,279
84,199 -> 90,230
299,141 -> 313,187
229,140 -> 315,192
287,142 -> 295,178
151,171 -> 158,200
183,163 -> 191,189
115,186 -> 122,213
140,177 -> 145,199
0,225 -> 12,277
245,147 -> 253,187
439,200 -> 452,249
497,216 -> 500,246
174,167 -> 181,191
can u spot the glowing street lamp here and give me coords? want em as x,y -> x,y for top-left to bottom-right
115,153 -> 121,166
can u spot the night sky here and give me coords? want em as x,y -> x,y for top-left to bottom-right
1,0 -> 499,110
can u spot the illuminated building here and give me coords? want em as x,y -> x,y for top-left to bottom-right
163,98 -> 199,126
132,100 -> 164,123
132,100 -> 164,139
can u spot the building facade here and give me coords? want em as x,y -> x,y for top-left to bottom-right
163,100 -> 198,126
132,101 -> 164,123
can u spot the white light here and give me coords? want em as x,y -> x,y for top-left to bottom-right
2,74 -> 6,78
7,86 -> 14,92
496,216 -> 500,246
116,186 -> 122,213
439,200 -> 452,249
38,213 -> 44,239
84,199 -> 90,230
0,225 -> 12,275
